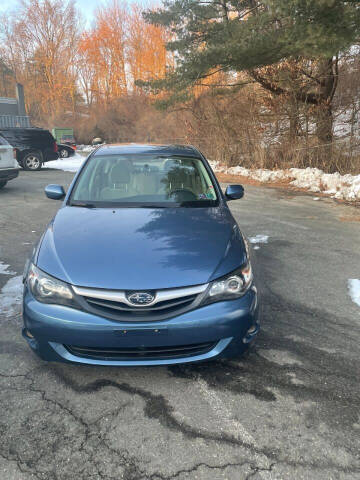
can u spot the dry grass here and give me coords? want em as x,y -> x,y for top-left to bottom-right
199,138 -> 360,175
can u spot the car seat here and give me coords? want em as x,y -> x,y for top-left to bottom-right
162,159 -> 198,194
101,162 -> 136,200
134,164 -> 159,195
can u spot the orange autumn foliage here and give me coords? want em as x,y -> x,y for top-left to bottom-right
78,1 -> 128,105
78,1 -> 170,104
127,4 -> 171,90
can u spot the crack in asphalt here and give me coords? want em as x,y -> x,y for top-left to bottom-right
0,377 -> 139,479
49,366 -> 276,454
146,460 -> 276,480
1,363 -> 359,477
0,450 -> 45,480
245,463 -> 276,480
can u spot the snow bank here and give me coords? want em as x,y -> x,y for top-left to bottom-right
348,279 -> 360,308
77,144 -> 106,153
44,153 -> 85,173
289,168 -> 360,201
77,144 -> 97,153
0,262 -> 14,275
210,161 -> 360,202
0,275 -> 23,318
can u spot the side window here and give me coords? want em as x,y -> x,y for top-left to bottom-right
0,131 -> 21,145
0,133 -> 12,144
35,131 -> 54,146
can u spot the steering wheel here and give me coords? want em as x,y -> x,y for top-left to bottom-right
169,189 -> 197,201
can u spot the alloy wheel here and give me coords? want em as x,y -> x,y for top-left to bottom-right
25,155 -> 41,170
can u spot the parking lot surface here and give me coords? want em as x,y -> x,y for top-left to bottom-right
0,169 -> 360,480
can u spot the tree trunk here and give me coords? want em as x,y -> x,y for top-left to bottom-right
289,97 -> 299,141
315,57 -> 337,166
316,102 -> 333,144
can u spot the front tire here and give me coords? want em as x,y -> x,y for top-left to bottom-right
23,153 -> 42,171
0,180 -> 7,189
59,148 -> 69,158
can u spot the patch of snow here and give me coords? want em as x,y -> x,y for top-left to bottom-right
211,161 -> 360,202
249,234 -> 269,244
77,144 -> 99,153
313,197 -> 320,201
0,262 -> 14,275
0,275 -> 23,318
290,168 -> 360,201
348,279 -> 360,308
230,166 -> 287,183
44,153 -> 85,173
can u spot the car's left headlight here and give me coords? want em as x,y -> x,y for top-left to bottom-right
27,263 -> 78,308
201,263 -> 253,306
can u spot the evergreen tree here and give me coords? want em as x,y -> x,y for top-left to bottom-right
143,0 -> 360,145
0,58 -> 15,97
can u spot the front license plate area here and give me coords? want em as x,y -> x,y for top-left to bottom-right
113,328 -> 168,337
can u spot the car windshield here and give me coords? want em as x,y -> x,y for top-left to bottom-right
69,154 -> 218,207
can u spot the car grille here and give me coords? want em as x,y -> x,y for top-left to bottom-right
72,284 -> 208,322
65,341 -> 216,360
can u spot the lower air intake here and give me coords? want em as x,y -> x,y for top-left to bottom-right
65,341 -> 217,360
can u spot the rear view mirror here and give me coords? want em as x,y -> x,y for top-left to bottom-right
225,184 -> 244,200
45,184 -> 65,200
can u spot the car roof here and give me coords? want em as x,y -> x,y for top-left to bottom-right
93,143 -> 202,158
0,127 -> 49,132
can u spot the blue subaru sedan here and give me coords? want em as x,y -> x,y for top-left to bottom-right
22,144 -> 260,366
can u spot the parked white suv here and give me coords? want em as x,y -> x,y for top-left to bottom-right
0,134 -> 19,189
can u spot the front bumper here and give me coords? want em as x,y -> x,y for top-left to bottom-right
0,168 -> 19,182
22,285 -> 260,366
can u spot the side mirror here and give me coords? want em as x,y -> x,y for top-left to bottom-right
45,184 -> 65,200
225,184 -> 244,200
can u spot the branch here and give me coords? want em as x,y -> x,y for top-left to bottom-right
250,69 -> 320,105
300,68 -> 321,85
196,79 -> 255,87
193,66 -> 228,80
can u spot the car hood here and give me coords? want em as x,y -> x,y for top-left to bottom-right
37,206 -> 247,290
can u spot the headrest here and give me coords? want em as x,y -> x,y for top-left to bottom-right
163,159 -> 181,172
110,162 -> 130,184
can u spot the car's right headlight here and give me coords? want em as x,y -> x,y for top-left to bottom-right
27,263 -> 78,308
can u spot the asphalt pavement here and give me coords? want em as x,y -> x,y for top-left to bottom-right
0,169 -> 359,480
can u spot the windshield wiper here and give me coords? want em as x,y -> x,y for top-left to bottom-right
138,204 -> 169,208
70,202 -> 97,208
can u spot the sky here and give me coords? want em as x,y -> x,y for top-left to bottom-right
0,0 -> 137,26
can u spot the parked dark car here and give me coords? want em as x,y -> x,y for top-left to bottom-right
60,134 -> 76,147
22,143 -> 260,366
57,143 -> 75,158
0,127 -> 58,171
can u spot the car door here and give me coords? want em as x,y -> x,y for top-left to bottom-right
0,135 -> 17,170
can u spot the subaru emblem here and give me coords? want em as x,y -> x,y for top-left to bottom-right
127,292 -> 155,306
